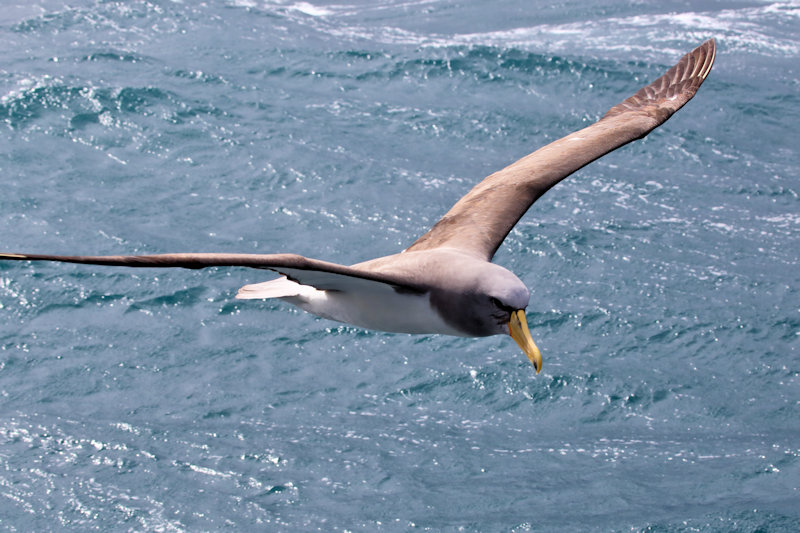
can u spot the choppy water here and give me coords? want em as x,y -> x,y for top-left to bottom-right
1,1 -> 798,531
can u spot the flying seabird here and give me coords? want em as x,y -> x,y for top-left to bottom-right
0,39 -> 716,373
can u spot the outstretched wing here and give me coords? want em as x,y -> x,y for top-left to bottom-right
405,39 -> 716,261
0,252 -> 426,294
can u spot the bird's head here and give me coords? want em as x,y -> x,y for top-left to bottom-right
429,260 -> 542,372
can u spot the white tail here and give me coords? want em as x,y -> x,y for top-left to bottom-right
236,276 -> 306,299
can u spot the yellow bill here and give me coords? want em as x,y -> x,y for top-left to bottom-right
508,309 -> 542,373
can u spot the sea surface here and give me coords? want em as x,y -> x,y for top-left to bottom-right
1,1 -> 798,531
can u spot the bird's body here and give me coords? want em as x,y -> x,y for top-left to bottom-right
0,40 -> 717,372
259,248 -> 530,337
237,250 -> 482,336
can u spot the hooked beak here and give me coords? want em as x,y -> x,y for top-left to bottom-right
508,309 -> 542,373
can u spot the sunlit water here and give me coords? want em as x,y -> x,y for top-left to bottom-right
1,1 -> 798,531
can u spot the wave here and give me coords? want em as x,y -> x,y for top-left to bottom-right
10,0 -> 799,62
223,0 -> 800,62
231,0 -> 799,60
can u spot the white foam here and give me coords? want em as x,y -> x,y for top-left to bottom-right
287,1 -> 334,16
272,1 -> 800,59
234,0 -> 335,17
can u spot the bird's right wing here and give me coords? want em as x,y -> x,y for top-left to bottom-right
405,39 -> 716,261
0,252 -> 427,294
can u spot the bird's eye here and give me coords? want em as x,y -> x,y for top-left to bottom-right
490,297 -> 503,309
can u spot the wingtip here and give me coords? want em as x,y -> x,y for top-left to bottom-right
685,38 -> 716,83
699,38 -> 716,80
665,37 -> 717,89
601,38 -> 716,122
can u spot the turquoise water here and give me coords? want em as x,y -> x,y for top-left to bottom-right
1,1 -> 798,531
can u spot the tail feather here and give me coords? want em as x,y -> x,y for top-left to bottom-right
236,276 -> 306,299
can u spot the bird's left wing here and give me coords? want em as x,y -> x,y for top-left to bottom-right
0,252 -> 427,294
405,39 -> 716,261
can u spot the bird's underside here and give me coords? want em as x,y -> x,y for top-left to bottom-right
0,39 -> 716,372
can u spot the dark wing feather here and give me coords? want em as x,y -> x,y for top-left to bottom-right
0,252 -> 427,293
405,39 -> 716,261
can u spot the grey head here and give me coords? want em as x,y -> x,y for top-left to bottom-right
427,259 -> 529,337
417,253 -> 541,371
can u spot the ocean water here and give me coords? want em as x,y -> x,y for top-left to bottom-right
1,0 -> 798,530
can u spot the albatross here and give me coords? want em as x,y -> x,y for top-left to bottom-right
0,39 -> 716,373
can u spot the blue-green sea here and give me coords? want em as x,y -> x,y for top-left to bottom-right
1,1 -> 798,531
